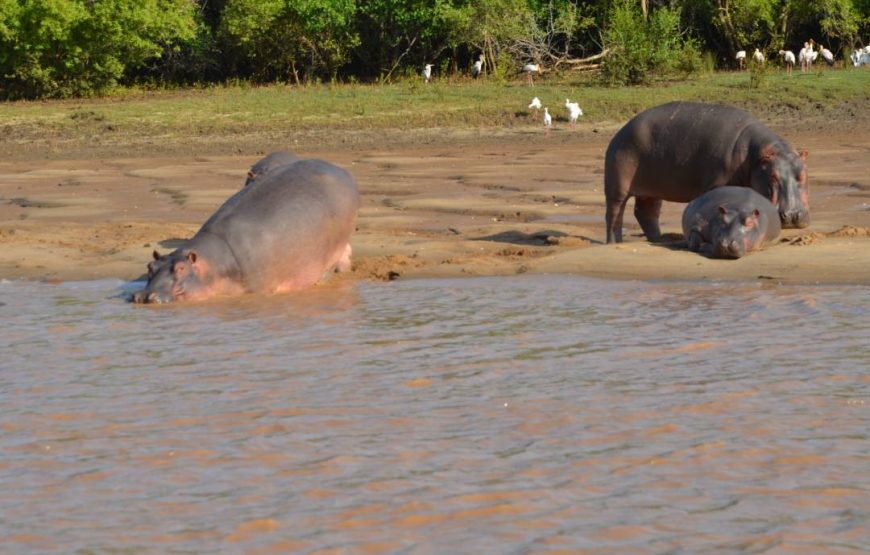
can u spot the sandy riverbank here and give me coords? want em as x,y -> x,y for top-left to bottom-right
1,124 -> 869,287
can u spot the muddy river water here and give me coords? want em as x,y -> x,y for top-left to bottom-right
1,275 -> 867,554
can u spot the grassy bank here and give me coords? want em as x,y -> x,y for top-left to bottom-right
2,69 -> 868,159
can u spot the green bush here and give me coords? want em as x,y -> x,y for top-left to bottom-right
0,0 -> 197,99
601,0 -> 702,85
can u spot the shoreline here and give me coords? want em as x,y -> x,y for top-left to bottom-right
1,125 -> 869,288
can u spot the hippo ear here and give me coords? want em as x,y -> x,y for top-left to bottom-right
186,251 -> 198,264
799,149 -> 810,161
152,250 -> 161,261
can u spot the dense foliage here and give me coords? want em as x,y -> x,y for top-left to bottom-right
0,0 -> 867,99
601,0 -> 703,84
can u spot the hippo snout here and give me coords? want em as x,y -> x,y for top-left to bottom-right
714,238 -> 744,259
130,289 -> 168,304
781,209 -> 810,229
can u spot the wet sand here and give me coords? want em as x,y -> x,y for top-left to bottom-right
1,127 -> 869,285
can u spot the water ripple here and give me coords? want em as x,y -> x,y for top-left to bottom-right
0,276 -> 867,554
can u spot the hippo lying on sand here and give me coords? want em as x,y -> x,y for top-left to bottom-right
604,101 -> 810,243
682,186 -> 781,258
132,158 -> 359,303
245,151 -> 299,186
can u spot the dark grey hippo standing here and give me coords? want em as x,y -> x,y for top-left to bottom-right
245,151 -> 299,186
132,158 -> 359,303
682,186 -> 781,258
604,101 -> 810,243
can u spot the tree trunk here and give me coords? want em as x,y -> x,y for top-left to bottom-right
716,0 -> 739,55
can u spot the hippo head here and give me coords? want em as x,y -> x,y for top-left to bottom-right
131,249 -> 207,304
711,205 -> 766,259
751,145 -> 810,229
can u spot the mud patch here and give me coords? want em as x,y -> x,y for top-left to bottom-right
827,225 -> 870,238
786,226 -> 870,246
543,235 -> 592,247
475,230 -> 565,246
151,187 -> 189,206
352,255 -> 422,281
7,197 -> 68,209
497,246 -> 541,257
785,233 -> 825,246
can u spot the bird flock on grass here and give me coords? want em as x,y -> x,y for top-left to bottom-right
528,96 -> 584,132
851,46 -> 870,67
418,43 -> 864,137
732,39 -> 861,73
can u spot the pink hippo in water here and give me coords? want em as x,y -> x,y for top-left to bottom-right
132,157 -> 359,303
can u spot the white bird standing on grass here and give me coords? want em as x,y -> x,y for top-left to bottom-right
753,48 -> 765,64
851,47 -> 870,67
472,59 -> 483,78
779,50 -> 795,74
422,64 -> 433,83
543,107 -> 552,130
522,63 -> 540,85
565,98 -> 583,124
528,97 -> 542,111
820,47 -> 835,66
800,41 -> 817,71
736,50 -> 747,69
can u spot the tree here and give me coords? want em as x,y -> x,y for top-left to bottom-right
432,0 -> 594,78
219,0 -> 358,83
352,0 -> 446,81
601,0 -> 702,84
0,0 -> 197,99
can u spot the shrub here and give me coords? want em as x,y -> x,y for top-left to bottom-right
601,0 -> 702,85
0,0 -> 197,100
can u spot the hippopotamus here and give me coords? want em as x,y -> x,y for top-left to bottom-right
245,151 -> 299,186
132,158 -> 359,303
604,101 -> 810,243
682,186 -> 781,258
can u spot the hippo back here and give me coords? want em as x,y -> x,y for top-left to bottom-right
606,101 -> 785,203
246,151 -> 299,186
197,159 -> 359,292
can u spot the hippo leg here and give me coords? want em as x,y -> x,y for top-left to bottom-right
685,229 -> 706,252
605,197 -> 630,243
634,197 -> 663,242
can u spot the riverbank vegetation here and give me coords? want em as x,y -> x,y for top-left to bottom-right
1,0 -> 867,99
2,69 -> 867,159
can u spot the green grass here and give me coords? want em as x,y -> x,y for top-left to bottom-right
2,69 -> 867,158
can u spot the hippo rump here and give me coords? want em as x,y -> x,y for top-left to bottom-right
604,101 -> 810,243
682,186 -> 781,258
245,151 -> 299,186
132,158 -> 359,303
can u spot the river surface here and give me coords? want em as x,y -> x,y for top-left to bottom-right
1,275 -> 867,554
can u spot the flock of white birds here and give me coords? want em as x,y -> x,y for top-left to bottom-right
419,61 -> 582,131
528,96 -> 583,130
417,42 -> 867,131
734,40 -> 865,72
